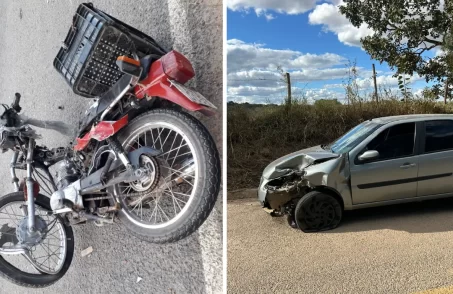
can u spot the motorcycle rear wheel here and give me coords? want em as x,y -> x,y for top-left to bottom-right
0,192 -> 74,288
111,108 -> 221,243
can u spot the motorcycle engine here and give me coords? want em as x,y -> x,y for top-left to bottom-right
55,159 -> 80,190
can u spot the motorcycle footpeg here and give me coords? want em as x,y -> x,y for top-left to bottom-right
53,207 -> 73,214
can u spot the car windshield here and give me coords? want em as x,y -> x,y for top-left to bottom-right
328,121 -> 383,154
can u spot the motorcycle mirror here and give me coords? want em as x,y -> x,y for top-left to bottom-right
116,56 -> 142,78
12,93 -> 21,113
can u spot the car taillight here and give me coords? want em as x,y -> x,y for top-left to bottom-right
161,50 -> 195,84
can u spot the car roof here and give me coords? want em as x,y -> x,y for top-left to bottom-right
371,114 -> 453,124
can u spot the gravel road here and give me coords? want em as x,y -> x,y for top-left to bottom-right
0,0 -> 223,293
228,194 -> 453,294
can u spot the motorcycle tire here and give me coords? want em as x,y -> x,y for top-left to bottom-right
111,108 -> 221,243
0,192 -> 74,288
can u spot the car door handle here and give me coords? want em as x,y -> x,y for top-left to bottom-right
400,163 -> 416,169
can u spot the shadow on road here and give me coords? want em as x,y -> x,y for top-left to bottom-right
332,197 -> 453,234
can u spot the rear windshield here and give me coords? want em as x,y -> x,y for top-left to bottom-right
329,121 -> 383,154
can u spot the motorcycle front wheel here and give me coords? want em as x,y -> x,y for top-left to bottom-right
111,108 -> 221,243
0,192 -> 74,288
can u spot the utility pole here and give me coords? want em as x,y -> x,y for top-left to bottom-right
286,72 -> 292,107
445,79 -> 449,104
372,64 -> 378,104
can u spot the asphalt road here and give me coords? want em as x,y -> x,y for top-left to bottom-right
0,0 -> 223,293
228,192 -> 453,294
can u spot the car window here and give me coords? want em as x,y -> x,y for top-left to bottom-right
366,122 -> 415,161
329,121 -> 382,154
425,120 -> 453,153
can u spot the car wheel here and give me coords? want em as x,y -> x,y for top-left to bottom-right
294,191 -> 342,232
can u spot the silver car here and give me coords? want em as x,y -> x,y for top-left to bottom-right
259,114 -> 453,232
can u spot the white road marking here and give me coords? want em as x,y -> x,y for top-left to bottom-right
166,2 -> 222,292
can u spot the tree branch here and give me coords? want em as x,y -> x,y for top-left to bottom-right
423,38 -> 443,46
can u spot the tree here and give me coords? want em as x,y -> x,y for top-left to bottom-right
421,87 -> 439,100
443,22 -> 453,102
340,0 -> 452,89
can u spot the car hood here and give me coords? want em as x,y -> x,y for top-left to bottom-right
262,145 -> 339,180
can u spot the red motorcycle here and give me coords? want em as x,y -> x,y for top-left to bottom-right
0,3 -> 220,288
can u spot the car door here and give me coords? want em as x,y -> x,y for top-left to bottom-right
350,122 -> 419,204
417,120 -> 453,197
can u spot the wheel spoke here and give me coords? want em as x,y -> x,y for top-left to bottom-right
161,129 -> 173,151
0,201 -> 67,274
165,132 -> 179,161
158,142 -> 188,158
116,124 -> 197,228
166,151 -> 192,163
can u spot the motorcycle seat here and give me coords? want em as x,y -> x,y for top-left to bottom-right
139,54 -> 161,81
77,54 -> 161,136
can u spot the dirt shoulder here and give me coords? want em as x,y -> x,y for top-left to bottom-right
228,193 -> 453,294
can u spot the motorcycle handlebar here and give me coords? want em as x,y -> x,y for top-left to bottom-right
12,93 -> 21,113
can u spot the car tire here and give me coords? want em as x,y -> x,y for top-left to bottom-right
294,191 -> 342,232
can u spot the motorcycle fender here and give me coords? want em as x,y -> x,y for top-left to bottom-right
136,79 -> 216,116
134,52 -> 216,116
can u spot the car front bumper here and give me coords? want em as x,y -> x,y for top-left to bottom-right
258,176 -> 269,207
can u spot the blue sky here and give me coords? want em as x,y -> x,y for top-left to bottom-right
226,0 -> 434,104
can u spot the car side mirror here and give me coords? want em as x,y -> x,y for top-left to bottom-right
358,150 -> 379,162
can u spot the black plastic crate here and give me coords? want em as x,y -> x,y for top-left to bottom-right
54,3 -> 167,98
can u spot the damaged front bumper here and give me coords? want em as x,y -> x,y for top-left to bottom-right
257,148 -> 352,213
258,171 -> 307,211
258,176 -> 268,206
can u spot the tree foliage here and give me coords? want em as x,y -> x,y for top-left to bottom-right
339,0 -> 452,86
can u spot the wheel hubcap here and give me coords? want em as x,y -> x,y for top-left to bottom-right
16,216 -> 47,245
130,155 -> 159,192
304,200 -> 335,229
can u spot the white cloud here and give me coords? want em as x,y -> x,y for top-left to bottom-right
227,0 -> 318,16
227,85 -> 340,104
229,86 -> 343,104
254,8 -> 276,20
308,2 -> 373,47
265,13 -> 275,21
414,88 -> 425,97
227,39 -> 347,72
227,39 -> 379,103
355,74 -> 424,89
434,47 -> 445,57
227,85 -> 287,104
227,0 -> 374,47
305,88 -> 343,102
